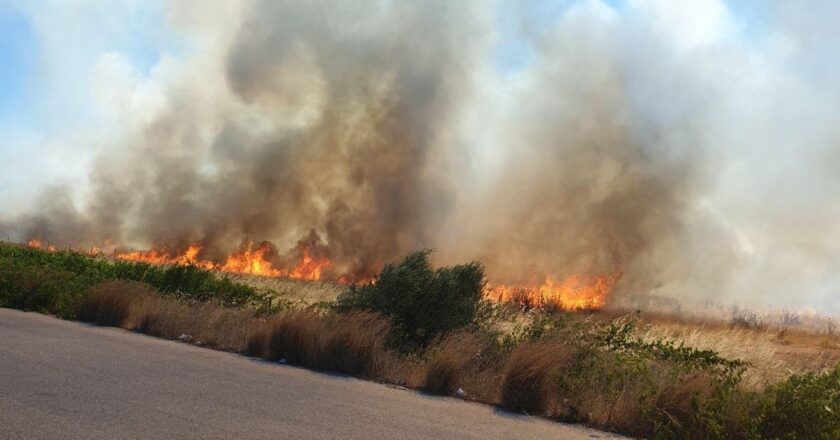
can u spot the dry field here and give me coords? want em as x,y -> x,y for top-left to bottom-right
227,273 -> 343,305
232,274 -> 840,387
6,240 -> 837,439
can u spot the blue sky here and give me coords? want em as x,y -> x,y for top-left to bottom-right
0,0 -> 770,138
0,0 -> 172,132
0,4 -> 35,128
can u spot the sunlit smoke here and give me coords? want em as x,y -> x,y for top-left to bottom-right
4,0 -> 840,313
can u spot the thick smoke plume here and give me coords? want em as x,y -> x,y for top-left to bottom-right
11,0 -> 492,281
4,0 -> 840,312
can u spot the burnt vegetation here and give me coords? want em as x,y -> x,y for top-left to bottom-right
1,242 -> 838,439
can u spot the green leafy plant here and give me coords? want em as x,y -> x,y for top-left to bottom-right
336,250 -> 485,349
757,365 -> 840,440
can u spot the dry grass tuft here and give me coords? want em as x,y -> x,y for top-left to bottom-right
501,341 -> 572,415
257,311 -> 392,377
653,371 -> 713,430
321,311 -> 390,377
265,311 -> 326,365
131,297 -> 253,351
244,318 -> 274,357
423,332 -> 484,396
77,280 -> 153,327
227,273 -> 342,304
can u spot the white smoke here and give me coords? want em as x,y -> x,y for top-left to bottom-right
3,0 -> 840,313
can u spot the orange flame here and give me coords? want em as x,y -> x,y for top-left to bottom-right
288,246 -> 332,280
116,245 -> 215,270
113,239 -> 333,281
22,235 -> 616,306
220,241 -> 282,277
484,270 -> 621,310
27,238 -> 56,251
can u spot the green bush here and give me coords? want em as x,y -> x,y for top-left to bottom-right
0,265 -> 89,318
757,365 -> 840,440
336,250 -> 485,348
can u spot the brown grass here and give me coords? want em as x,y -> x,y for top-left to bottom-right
69,279 -> 840,439
501,341 -> 572,415
264,310 -> 326,365
652,371 -> 713,431
77,280 -> 153,327
248,310 -> 392,378
226,273 -> 342,304
78,280 -> 254,351
638,321 -> 840,386
423,332 -> 484,395
320,311 -> 390,377
244,318 -> 274,356
132,295 -> 253,351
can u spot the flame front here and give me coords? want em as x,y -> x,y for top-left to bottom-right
288,246 -> 332,281
113,240 -> 333,281
23,235 -> 619,306
27,238 -> 56,251
484,271 -> 621,310
219,241 -> 282,276
116,245 -> 215,270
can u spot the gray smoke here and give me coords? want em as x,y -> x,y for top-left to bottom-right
4,0 -> 840,312
8,0 -> 493,281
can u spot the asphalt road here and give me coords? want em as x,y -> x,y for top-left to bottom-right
0,308 -> 624,440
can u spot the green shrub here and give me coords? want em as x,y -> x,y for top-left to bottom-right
336,250 -> 485,348
758,365 -> 840,440
0,265 -> 89,318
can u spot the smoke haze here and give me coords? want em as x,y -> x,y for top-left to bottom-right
2,0 -> 840,313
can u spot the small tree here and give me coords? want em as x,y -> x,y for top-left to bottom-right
336,250 -> 485,349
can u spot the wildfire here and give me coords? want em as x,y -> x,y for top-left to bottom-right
219,241 -> 282,277
484,270 -> 621,310
27,238 -> 56,251
22,235 -> 618,308
117,245 -> 216,270
287,246 -> 332,280
114,239 -> 333,281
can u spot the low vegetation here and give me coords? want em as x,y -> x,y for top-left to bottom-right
0,243 -> 266,318
1,242 -> 838,439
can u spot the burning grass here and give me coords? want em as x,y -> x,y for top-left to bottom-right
31,231 -> 339,282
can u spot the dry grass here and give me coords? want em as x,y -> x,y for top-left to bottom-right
229,274 -> 840,389
264,311 -> 325,364
75,279 -> 840,439
521,298 -> 840,388
77,280 -> 153,327
423,332 -> 485,395
653,371 -> 713,428
501,341 -> 572,415
79,281 -> 499,399
638,321 -> 840,386
246,310 -> 392,378
81,281 -> 393,379
226,273 -> 342,304
134,297 -> 253,351
80,280 -> 254,351
321,311 -> 390,377
244,317 -> 275,356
